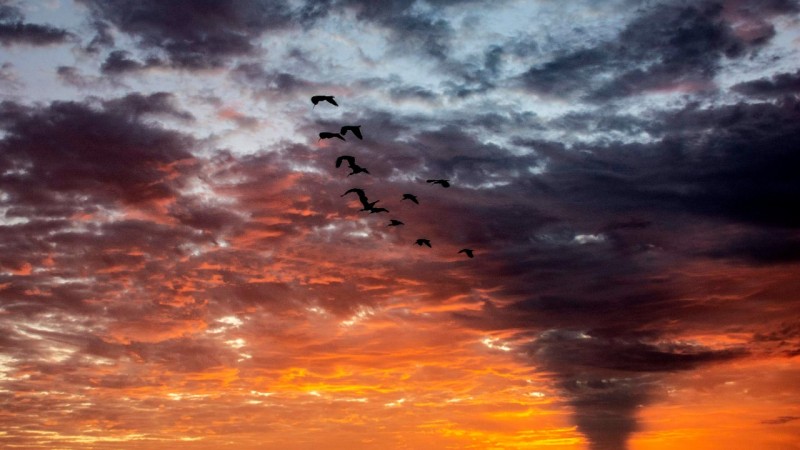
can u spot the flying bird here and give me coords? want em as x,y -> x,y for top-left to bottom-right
401,193 -> 419,204
319,132 -> 345,141
341,188 -> 379,211
340,125 -> 363,140
311,95 -> 338,108
388,219 -> 404,226
369,207 -> 389,214
335,155 -> 370,176
415,238 -> 432,247
458,248 -> 474,258
427,179 -> 450,188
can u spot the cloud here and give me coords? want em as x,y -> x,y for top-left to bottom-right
0,61 -> 22,90
732,69 -> 800,97
0,1 -> 72,46
78,0 -> 296,68
519,1 -> 794,100
762,415 -> 800,425
100,49 -> 163,74
0,98 -> 195,208
518,330 -> 745,450
101,92 -> 195,121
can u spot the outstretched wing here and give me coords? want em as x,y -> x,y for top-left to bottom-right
402,194 -> 419,204
336,155 -> 355,168
341,125 -> 363,140
326,97 -> 338,106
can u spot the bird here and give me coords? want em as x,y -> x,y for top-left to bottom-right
427,179 -> 450,188
335,155 -> 370,176
340,125 -> 363,140
319,132 -> 345,141
369,206 -> 389,214
311,95 -> 338,108
401,193 -> 419,204
341,188 -> 379,211
458,248 -> 474,258
415,238 -> 432,247
388,219 -> 404,226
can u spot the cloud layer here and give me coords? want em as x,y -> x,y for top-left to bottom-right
2,1 -> 800,449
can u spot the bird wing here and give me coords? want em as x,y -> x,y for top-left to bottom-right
327,97 -> 338,106
336,155 -> 354,168
350,126 -> 363,140
342,187 -> 365,198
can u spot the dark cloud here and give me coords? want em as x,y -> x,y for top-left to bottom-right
231,62 -> 315,97
0,98 -> 194,209
56,66 -> 119,90
762,415 -> 800,425
56,65 -> 90,88
520,1 -> 794,100
732,69 -> 800,97
84,20 -> 114,53
706,229 -> 800,264
0,2 -> 72,46
522,330 -> 744,450
100,49 -> 163,74
437,89 -> 800,448
78,0 -> 295,68
101,92 -> 195,121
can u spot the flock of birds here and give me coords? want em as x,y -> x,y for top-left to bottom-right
310,95 -> 474,258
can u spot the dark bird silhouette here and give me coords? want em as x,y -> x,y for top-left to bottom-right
427,179 -> 450,188
340,125 -> 363,140
458,248 -> 474,258
415,238 -> 432,247
311,95 -> 338,108
319,132 -> 345,141
388,219 -> 404,226
341,188 -> 379,211
335,155 -> 370,176
401,193 -> 419,204
369,207 -> 389,214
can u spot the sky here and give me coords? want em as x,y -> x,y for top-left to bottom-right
1,0 -> 800,449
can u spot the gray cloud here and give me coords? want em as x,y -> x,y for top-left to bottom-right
78,0 -> 295,68
520,1 -> 795,101
0,2 -> 72,46
732,69 -> 800,97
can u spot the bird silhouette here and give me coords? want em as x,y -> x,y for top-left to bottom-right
369,206 -> 389,214
340,125 -> 363,140
427,179 -> 450,188
319,132 -> 345,141
401,193 -> 419,204
388,219 -> 404,226
342,188 -> 379,211
458,248 -> 474,258
415,238 -> 432,247
311,95 -> 338,108
335,155 -> 370,176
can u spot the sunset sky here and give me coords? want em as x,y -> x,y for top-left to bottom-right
2,0 -> 800,449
